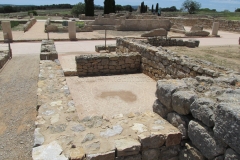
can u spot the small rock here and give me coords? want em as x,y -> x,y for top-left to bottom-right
50,114 -> 60,124
115,138 -> 141,157
34,128 -> 44,147
131,123 -> 147,133
82,133 -> 95,143
50,101 -> 62,107
100,125 -> 123,138
71,124 -> 85,132
70,147 -> 85,160
32,141 -> 68,160
50,124 -> 67,133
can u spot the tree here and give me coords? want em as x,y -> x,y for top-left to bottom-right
71,2 -> 85,17
155,3 -> 159,13
151,5 -> 154,13
140,1 -> 144,13
104,0 -> 115,14
182,0 -> 201,14
85,0 -> 94,16
116,5 -> 123,13
145,5 -> 148,12
235,8 -> 240,12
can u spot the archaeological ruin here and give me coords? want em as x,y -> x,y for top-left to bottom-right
0,11 -> 240,160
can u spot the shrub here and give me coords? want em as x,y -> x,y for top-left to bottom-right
28,10 -> 38,16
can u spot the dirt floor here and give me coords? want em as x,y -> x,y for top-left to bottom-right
0,53 -> 39,159
164,45 -> 240,72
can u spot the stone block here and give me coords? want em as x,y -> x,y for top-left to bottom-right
153,99 -> 172,118
165,132 -> 182,147
159,145 -> 180,160
156,80 -> 187,109
138,132 -> 165,149
213,103 -> 240,154
170,24 -> 186,34
167,112 -> 189,139
185,31 -> 210,37
116,154 -> 141,160
190,25 -> 203,31
172,91 -> 197,115
217,89 -> 240,103
224,148 -> 240,160
32,141 -> 68,160
115,138 -> 141,157
142,149 -> 160,160
68,21 -> 76,40
188,120 -> 226,159
141,28 -> 168,37
190,98 -> 216,127
212,22 -> 219,36
179,143 -> 206,160
1,21 -> 13,41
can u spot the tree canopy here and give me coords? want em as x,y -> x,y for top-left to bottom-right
182,0 -> 201,14
104,0 -> 115,14
85,0 -> 94,16
71,2 -> 85,17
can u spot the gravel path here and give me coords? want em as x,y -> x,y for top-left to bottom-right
0,54 -> 39,159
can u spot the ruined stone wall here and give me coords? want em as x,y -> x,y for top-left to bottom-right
116,37 -> 240,159
166,17 -> 240,32
23,18 -> 36,32
0,50 -> 10,69
40,40 -> 58,60
75,53 -> 141,76
147,37 -> 199,48
116,19 -> 171,31
116,38 -> 228,81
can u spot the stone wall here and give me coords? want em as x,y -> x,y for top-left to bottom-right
23,18 -> 36,32
147,37 -> 200,48
40,40 -> 58,60
86,14 -> 171,31
166,17 -> 240,32
45,21 -> 92,33
0,50 -> 10,69
116,37 -> 240,159
95,44 -> 116,52
75,53 -> 141,76
116,38 -> 230,80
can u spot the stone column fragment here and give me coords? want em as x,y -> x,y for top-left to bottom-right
68,21 -> 76,40
1,21 -> 13,41
212,22 -> 219,36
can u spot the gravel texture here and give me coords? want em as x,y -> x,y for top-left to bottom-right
0,54 -> 39,159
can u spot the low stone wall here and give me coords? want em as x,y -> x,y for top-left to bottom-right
116,37 -> 240,159
116,19 -> 171,31
0,50 -> 10,69
34,59 -> 183,160
23,18 -> 36,32
45,22 -> 92,33
116,38 -> 230,80
40,40 -> 58,60
153,76 -> 240,159
75,53 -> 141,76
95,44 -> 116,52
147,37 -> 200,48
166,17 -> 240,32
79,14 -> 97,20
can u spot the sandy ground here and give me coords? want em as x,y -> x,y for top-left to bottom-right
164,45 -> 240,72
66,74 -> 156,119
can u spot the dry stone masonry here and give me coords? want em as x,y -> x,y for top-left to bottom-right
0,49 -> 10,69
23,18 -> 36,32
95,44 -> 116,53
33,38 -> 240,159
40,40 -> 58,60
34,58 -> 183,160
76,52 -> 141,76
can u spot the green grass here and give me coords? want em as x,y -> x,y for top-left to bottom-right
76,21 -> 85,28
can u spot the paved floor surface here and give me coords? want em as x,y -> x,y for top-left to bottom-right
66,74 -> 156,119
0,43 -> 40,159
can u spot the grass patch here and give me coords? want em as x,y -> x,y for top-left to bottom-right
76,21 -> 85,28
